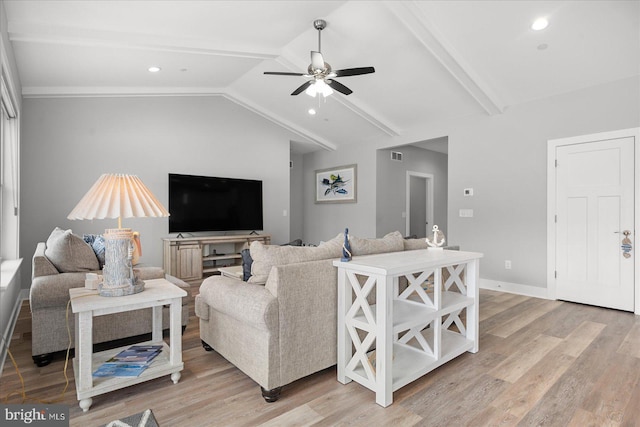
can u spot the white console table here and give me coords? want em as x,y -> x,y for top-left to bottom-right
334,249 -> 483,407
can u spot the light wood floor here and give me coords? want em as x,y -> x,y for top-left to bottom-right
2,287 -> 639,426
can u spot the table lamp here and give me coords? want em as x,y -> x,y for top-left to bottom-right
68,174 -> 169,296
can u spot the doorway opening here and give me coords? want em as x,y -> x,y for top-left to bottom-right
406,172 -> 433,238
375,136 -> 448,238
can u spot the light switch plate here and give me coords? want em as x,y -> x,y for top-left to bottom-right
464,188 -> 474,196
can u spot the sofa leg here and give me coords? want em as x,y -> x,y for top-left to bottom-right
201,340 -> 214,351
261,386 -> 282,403
32,354 -> 53,367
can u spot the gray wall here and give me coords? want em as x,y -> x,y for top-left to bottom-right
376,146 -> 448,238
302,144 -> 377,244
303,76 -> 640,290
20,96 -> 295,287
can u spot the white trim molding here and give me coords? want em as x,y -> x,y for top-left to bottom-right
479,278 -> 550,300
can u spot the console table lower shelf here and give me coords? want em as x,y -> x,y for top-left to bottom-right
334,249 -> 482,407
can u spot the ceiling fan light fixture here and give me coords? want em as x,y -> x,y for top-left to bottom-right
305,79 -> 333,98
531,17 -> 549,31
264,18 -> 374,97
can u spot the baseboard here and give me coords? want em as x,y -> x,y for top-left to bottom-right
0,289 -> 29,373
479,278 -> 550,299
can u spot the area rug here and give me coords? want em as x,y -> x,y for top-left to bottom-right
101,409 -> 159,427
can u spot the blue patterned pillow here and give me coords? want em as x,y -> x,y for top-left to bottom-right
241,248 -> 252,281
83,234 -> 106,268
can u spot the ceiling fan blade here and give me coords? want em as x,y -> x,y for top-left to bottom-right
311,51 -> 325,71
291,81 -> 312,96
327,79 -> 353,95
334,67 -> 375,77
264,71 -> 305,76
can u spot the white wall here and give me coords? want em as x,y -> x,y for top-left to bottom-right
20,96 -> 295,286
376,146 -> 448,238
303,76 -> 640,290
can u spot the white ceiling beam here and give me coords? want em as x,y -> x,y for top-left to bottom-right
224,89 -> 337,151
8,21 -> 279,60
385,1 -> 505,116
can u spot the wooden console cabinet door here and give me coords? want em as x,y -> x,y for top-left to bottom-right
174,244 -> 202,281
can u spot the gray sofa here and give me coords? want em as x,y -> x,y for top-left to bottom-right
30,236 -> 190,367
196,231 -> 429,402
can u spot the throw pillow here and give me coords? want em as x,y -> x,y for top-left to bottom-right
248,233 -> 343,285
349,230 -> 405,256
45,227 -> 99,273
403,237 -> 429,251
83,234 -> 106,268
241,248 -> 253,282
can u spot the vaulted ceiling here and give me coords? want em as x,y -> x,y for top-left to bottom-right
4,1 -> 639,153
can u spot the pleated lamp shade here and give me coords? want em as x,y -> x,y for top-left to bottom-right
68,174 -> 169,227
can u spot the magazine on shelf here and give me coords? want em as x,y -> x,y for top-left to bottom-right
92,344 -> 163,377
107,344 -> 163,363
92,362 -> 149,377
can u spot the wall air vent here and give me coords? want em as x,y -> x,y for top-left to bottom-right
391,151 -> 403,161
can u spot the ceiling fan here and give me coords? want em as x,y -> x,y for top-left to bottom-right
264,19 -> 375,97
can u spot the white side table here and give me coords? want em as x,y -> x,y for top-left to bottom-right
69,278 -> 187,412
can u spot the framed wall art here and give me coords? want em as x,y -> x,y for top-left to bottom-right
315,164 -> 357,204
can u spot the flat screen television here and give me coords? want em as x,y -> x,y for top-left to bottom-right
168,173 -> 263,233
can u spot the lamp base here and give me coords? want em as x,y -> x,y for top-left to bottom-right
98,278 -> 145,297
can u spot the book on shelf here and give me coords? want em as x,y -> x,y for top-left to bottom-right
92,344 -> 163,377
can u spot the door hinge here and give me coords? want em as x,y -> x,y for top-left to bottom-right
555,159 -> 558,167
554,270 -> 557,279
555,215 -> 557,223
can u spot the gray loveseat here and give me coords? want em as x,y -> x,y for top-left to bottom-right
30,229 -> 190,367
196,231 -> 429,402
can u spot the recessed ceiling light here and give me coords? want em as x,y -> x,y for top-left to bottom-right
148,66 -> 161,73
531,17 -> 549,31
308,108 -> 317,115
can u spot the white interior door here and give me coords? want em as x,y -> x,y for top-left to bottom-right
555,137 -> 634,311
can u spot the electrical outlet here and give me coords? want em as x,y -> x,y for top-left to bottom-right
505,260 -> 512,269
459,209 -> 474,218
